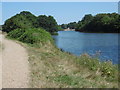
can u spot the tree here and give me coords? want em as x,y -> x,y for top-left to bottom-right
37,15 -> 58,33
76,14 -> 93,31
81,14 -> 93,23
61,24 -> 68,29
67,22 -> 77,29
75,13 -> 120,33
2,11 -> 37,32
2,11 -> 59,34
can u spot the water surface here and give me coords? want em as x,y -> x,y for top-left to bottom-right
53,31 -> 119,64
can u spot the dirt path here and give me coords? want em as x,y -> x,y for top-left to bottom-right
0,34 -> 2,89
1,34 -> 29,88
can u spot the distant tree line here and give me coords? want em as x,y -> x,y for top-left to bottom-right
60,22 -> 77,29
60,13 -> 120,33
2,11 -> 60,34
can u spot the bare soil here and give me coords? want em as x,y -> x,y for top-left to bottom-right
1,34 -> 29,88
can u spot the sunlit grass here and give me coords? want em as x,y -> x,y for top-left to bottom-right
6,28 -> 119,88
26,43 -> 118,88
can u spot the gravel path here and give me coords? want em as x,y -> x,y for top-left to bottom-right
1,34 -> 29,88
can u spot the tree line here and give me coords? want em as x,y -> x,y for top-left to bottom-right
2,11 -> 60,34
60,13 -> 120,33
60,22 -> 77,29
2,11 -> 120,33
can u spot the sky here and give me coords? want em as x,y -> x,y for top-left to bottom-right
1,2 -> 118,25
1,0 -> 120,2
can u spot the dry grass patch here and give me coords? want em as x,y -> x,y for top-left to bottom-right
24,43 -> 118,88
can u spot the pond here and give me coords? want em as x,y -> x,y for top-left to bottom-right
53,31 -> 119,64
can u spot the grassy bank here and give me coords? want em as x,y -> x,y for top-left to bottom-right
25,43 -> 118,88
6,28 -> 119,88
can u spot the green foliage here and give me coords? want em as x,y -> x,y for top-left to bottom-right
76,14 -> 93,31
3,11 -> 37,32
60,14 -> 93,30
54,74 -> 73,85
60,22 -> 77,29
101,62 -> 117,78
76,13 -> 120,33
76,54 -> 100,71
76,54 -> 118,81
8,28 -> 53,46
7,28 -> 26,39
67,22 -> 78,29
60,24 -> 68,29
57,25 -> 63,31
82,14 -> 93,22
3,11 -> 120,33
37,15 -> 58,33
3,11 -> 59,34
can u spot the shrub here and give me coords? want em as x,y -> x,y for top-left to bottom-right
7,28 -> 26,39
77,54 -> 118,82
8,28 -> 53,46
3,11 -> 37,33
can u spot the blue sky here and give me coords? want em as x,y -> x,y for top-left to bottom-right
2,2 -> 118,25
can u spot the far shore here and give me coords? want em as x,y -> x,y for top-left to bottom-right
63,28 -> 75,31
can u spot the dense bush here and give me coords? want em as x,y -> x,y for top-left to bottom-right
3,11 -> 59,34
8,28 -> 53,46
7,28 -> 26,39
3,11 -> 37,33
37,15 -> 58,33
